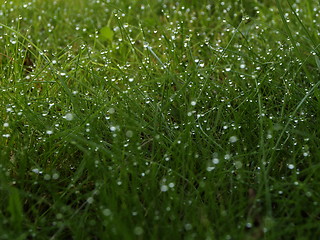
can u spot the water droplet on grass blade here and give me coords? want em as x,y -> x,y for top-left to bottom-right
52,173 -> 60,180
126,130 -> 133,138
234,161 -> 243,169
102,208 -> 112,216
240,63 -> 246,69
303,152 -> 309,157
87,197 -> 94,204
229,136 -> 238,143
134,226 -> 143,235
64,113 -> 74,121
212,158 -> 219,164
108,108 -> 115,114
161,185 -> 169,192
246,222 -> 253,228
31,168 -> 42,174
46,130 -> 53,135
44,174 -> 51,180
184,223 -> 192,231
287,164 -> 295,169
206,166 -> 215,172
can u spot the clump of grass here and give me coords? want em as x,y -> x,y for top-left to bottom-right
1,0 -> 320,239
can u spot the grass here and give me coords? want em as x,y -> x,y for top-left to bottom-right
0,0 -> 320,239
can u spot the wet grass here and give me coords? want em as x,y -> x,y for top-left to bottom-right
1,0 -> 320,239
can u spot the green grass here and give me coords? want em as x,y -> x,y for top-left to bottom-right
1,0 -> 320,239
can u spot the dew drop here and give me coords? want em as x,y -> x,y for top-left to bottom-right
126,130 -> 133,138
31,168 -> 42,174
64,113 -> 74,121
46,130 -> 53,135
108,108 -> 115,114
102,208 -> 112,216
206,166 -> 215,172
229,136 -> 238,143
246,222 -> 253,228
184,223 -> 192,231
44,174 -> 51,180
287,164 -> 295,169
212,158 -> 219,164
161,185 -> 169,192
234,161 -> 243,169
52,173 -> 60,180
133,226 -> 143,235
87,197 -> 94,204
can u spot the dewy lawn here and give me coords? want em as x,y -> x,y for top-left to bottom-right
0,0 -> 320,239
